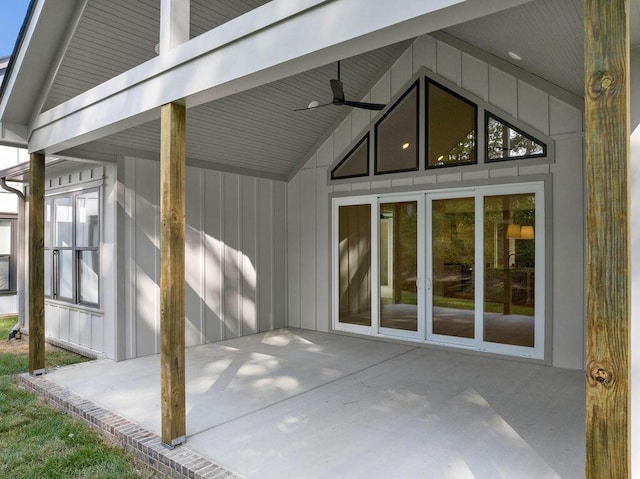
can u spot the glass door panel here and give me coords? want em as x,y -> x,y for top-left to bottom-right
338,204 -> 372,326
379,201 -> 418,332
483,194 -> 536,347
431,197 -> 475,339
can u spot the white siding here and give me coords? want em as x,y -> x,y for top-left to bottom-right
0,145 -> 26,316
287,34 -> 585,370
27,165 -> 117,359
122,157 -> 287,358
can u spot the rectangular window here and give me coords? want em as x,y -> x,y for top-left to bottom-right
45,189 -> 100,306
0,217 -> 17,292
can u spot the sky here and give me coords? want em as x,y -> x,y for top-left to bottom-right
0,0 -> 31,57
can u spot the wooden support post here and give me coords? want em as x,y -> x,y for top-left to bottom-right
28,152 -> 45,376
160,102 -> 186,447
584,1 -> 630,477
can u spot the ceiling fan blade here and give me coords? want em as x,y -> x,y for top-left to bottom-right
343,100 -> 386,111
330,79 -> 345,102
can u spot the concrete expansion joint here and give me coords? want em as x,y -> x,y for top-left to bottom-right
15,373 -> 244,479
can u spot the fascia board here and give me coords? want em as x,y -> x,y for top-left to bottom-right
0,122 -> 28,148
0,0 -> 44,123
0,0 -> 79,127
29,0 -> 534,154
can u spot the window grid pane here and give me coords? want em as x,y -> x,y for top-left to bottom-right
44,249 -> 52,297
57,249 -> 74,300
0,256 -> 9,291
0,219 -> 12,255
76,190 -> 100,247
78,249 -> 99,305
54,196 -> 73,247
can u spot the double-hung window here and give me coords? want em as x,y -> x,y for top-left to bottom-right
45,188 -> 100,307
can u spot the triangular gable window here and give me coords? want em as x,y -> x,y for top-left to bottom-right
375,82 -> 419,174
331,134 -> 369,180
486,112 -> 546,161
426,80 -> 477,168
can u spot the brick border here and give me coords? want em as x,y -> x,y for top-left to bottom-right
17,374 -> 243,479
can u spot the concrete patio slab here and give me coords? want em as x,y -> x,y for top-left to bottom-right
28,329 -> 584,478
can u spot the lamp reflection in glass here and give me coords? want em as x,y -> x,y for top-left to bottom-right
520,225 -> 535,239
506,223 -> 521,239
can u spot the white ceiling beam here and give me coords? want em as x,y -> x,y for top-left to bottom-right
159,0 -> 190,53
0,121 -> 28,148
28,0 -> 534,154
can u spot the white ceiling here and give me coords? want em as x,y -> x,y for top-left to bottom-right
38,0 -> 596,179
444,0 -> 583,97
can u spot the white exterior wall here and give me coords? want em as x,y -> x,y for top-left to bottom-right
28,165 -> 117,358
0,145 -> 28,315
287,34 -> 585,369
121,157 -> 287,359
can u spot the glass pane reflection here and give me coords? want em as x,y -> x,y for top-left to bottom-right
380,201 -> 418,331
338,204 -> 372,326
432,198 -> 475,338
483,194 -> 535,347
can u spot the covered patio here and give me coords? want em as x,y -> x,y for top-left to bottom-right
0,0 -> 636,477
24,328 -> 584,478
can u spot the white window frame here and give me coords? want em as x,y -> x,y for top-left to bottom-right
45,187 -> 101,308
332,181 -> 546,360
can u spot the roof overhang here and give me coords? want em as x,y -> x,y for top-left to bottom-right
2,0 -> 536,157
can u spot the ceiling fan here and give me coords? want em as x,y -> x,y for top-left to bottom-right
296,61 -> 386,112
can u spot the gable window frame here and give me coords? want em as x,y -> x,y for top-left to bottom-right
425,78 -> 478,170
485,110 -> 547,162
374,80 -> 420,175
331,133 -> 370,180
328,69 -> 552,184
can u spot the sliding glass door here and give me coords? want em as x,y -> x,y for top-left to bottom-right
378,198 -> 422,339
428,195 -> 476,345
333,182 -> 544,359
483,192 -> 537,348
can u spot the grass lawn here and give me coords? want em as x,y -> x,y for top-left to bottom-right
0,317 -> 166,479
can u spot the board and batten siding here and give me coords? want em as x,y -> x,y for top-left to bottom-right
23,165 -> 117,358
123,156 -> 286,359
287,33 -> 585,369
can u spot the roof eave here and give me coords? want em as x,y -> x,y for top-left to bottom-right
0,0 -> 80,142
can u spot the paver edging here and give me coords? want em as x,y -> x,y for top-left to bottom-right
16,373 -> 243,479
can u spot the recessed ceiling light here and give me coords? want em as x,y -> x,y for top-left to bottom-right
402,142 -> 410,150
508,51 -> 522,61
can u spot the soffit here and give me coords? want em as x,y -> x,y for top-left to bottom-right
87,45 -> 407,179
40,0 -> 594,180
443,0 -> 584,97
44,0 -> 272,111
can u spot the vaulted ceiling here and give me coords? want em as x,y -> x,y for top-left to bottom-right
10,0 -> 636,180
